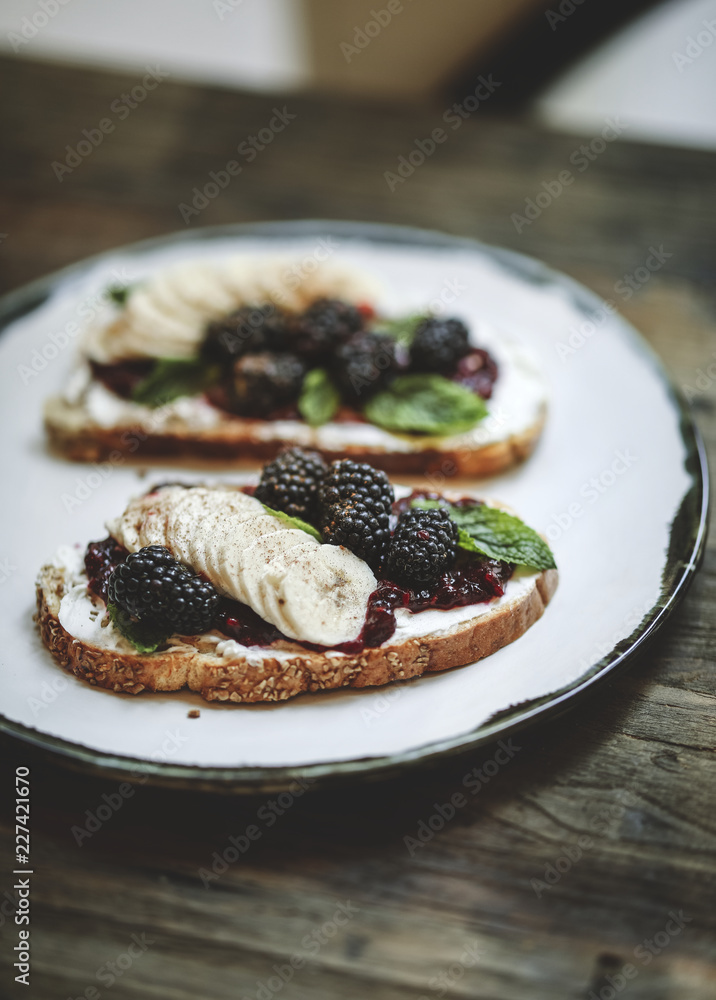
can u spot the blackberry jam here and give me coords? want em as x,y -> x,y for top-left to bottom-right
392,490 -> 484,516
213,597 -> 284,647
452,348 -> 499,400
332,556 -> 513,653
89,359 -> 154,399
84,537 -> 128,603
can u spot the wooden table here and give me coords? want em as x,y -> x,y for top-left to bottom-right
1,57 -> 715,999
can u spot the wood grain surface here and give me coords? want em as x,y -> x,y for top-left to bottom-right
0,56 -> 715,1000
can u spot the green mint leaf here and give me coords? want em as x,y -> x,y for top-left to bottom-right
414,499 -> 556,570
260,504 -> 322,542
131,357 -> 221,407
298,368 -> 341,426
364,374 -> 487,436
107,284 -> 133,306
108,603 -> 173,654
456,526 -> 485,555
373,314 -> 426,347
412,498 -> 450,512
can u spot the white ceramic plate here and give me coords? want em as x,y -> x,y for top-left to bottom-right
0,222 -> 707,792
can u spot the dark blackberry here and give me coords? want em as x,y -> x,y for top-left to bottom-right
107,545 -> 220,634
387,508 -> 459,585
319,459 -> 394,517
291,298 -> 364,358
320,501 -> 391,570
202,304 -> 288,365
231,351 -> 306,416
410,317 -> 470,373
254,447 -> 327,521
331,332 -> 398,405
318,460 -> 394,568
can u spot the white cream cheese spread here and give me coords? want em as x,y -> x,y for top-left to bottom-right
62,332 -> 546,451
53,541 -> 539,661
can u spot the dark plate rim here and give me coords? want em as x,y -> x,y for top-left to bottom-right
0,219 -> 709,793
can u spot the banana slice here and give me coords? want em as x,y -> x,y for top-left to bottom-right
277,541 -> 374,646
85,256 -> 382,363
109,486 -> 377,645
161,265 -> 237,317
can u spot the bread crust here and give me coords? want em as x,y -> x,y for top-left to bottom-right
44,396 -> 546,477
35,563 -> 558,704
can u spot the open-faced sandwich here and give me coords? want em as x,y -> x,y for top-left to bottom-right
44,256 -> 547,476
36,450 -> 558,703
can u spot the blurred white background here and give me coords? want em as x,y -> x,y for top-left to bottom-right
0,0 -> 714,149
537,0 -> 716,150
0,0 -> 309,90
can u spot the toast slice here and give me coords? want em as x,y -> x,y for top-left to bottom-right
43,255 -> 548,476
35,469 -> 558,704
44,391 -> 546,476
36,561 -> 557,703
